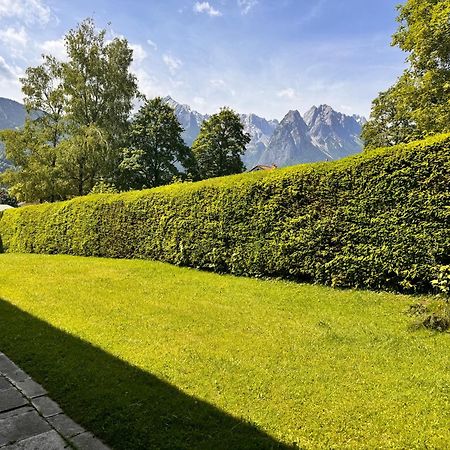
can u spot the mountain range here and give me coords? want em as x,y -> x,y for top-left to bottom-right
0,96 -> 366,173
163,96 -> 366,168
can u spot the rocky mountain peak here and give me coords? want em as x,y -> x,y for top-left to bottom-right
162,96 -> 208,146
281,110 -> 309,133
260,109 -> 330,166
284,109 -> 301,121
352,114 -> 367,127
304,104 -> 341,127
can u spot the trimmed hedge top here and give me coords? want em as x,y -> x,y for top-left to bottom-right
1,134 -> 449,293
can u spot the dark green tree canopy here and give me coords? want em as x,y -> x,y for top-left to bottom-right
191,107 -> 250,180
120,97 -> 190,189
363,0 -> 450,149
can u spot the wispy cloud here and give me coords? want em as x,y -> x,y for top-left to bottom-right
0,27 -> 28,56
130,44 -> 147,64
210,79 -> 226,88
0,56 -> 21,79
0,0 -> 404,120
163,54 -> 182,75
237,0 -> 258,15
298,0 -> 327,25
147,39 -> 158,51
277,88 -> 297,99
193,2 -> 222,17
133,67 -> 163,99
39,38 -> 67,60
0,0 -> 53,26
193,96 -> 206,107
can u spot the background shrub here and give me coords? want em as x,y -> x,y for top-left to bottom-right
0,188 -> 18,207
1,134 -> 449,293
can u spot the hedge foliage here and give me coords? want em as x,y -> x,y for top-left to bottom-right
1,134 -> 449,293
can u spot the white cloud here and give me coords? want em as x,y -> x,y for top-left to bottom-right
0,56 -> 20,78
0,27 -> 28,57
133,67 -> 162,99
163,54 -> 182,75
0,55 -> 22,101
237,0 -> 258,15
0,0 -> 52,26
339,104 -> 353,113
193,2 -> 222,17
146,39 -> 157,51
210,78 -> 226,88
130,44 -> 147,64
193,96 -> 206,107
39,38 -> 67,60
277,88 -> 297,99
209,78 -> 236,96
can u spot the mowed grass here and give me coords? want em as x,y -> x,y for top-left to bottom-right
0,254 -> 449,449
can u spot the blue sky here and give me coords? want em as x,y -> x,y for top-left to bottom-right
0,0 -> 406,119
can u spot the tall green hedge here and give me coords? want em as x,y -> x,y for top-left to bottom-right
1,134 -> 449,293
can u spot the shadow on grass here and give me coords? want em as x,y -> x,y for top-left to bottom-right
0,298 -> 297,450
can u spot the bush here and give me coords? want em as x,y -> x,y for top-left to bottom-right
89,179 -> 118,195
408,299 -> 450,332
0,188 -> 18,207
1,134 -> 449,293
432,265 -> 450,296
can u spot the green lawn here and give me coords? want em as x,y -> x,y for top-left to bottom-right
0,253 -> 449,449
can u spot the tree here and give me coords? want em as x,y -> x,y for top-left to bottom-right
0,56 -> 68,202
61,18 -> 138,193
62,18 -> 138,176
361,73 -> 422,149
21,55 -> 66,152
119,97 -> 191,189
0,121 -> 67,203
363,0 -> 450,149
191,107 -> 250,180
0,17 -> 138,201
59,124 -> 109,196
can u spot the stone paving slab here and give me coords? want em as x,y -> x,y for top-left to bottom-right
0,377 -> 11,391
70,432 -> 111,450
0,352 -> 110,450
0,356 -> 20,378
0,407 -> 35,421
31,396 -> 63,418
4,430 -> 69,450
6,370 -> 28,384
0,388 -> 28,413
14,378 -> 47,399
48,414 -> 86,439
0,410 -> 51,446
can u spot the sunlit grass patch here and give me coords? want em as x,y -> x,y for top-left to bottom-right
0,253 -> 449,449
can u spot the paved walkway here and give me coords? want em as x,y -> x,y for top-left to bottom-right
0,352 -> 110,449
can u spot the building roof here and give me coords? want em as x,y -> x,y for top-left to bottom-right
248,164 -> 278,172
